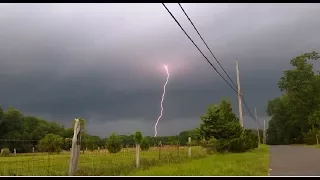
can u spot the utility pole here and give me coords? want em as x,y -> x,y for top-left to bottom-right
255,107 -> 261,144
236,59 -> 244,127
263,119 -> 266,144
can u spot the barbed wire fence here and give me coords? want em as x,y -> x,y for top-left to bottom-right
0,136 -> 207,176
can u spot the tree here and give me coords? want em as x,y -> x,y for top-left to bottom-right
0,106 -> 5,138
140,138 -> 150,151
38,133 -> 63,154
199,99 -> 242,141
179,129 -> 199,145
106,133 -> 122,153
2,106 -> 24,139
267,51 -> 320,144
134,131 -> 143,145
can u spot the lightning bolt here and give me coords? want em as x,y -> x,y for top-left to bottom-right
154,65 -> 170,137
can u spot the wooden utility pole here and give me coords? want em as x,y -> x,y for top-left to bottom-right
255,108 -> 261,144
236,59 -> 244,127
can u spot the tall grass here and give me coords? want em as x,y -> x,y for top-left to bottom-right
131,145 -> 270,176
0,146 -> 206,176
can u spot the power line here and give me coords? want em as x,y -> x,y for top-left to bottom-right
178,3 -> 238,89
174,3 -> 256,122
161,3 -> 238,94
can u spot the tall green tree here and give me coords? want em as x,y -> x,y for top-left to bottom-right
267,51 -> 320,144
199,99 -> 242,141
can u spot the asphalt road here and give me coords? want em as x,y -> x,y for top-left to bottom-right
269,145 -> 320,176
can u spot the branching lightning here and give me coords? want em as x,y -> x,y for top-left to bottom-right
154,65 -> 170,137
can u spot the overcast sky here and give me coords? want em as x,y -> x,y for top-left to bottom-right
0,3 -> 319,137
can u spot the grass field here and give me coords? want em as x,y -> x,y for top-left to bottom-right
0,145 -> 270,176
130,145 -> 270,176
0,146 -> 206,176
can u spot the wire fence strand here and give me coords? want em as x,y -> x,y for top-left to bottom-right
0,139 -> 207,176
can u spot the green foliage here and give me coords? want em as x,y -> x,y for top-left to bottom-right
106,133 -> 122,153
197,99 -> 259,153
1,148 -> 10,157
206,137 -> 218,155
303,128 -> 320,145
267,51 -> 320,145
179,129 -> 199,145
64,138 -> 72,150
140,138 -> 150,151
216,130 -> 259,153
199,99 -> 242,141
134,131 -> 143,144
216,139 -> 230,153
38,133 -> 63,154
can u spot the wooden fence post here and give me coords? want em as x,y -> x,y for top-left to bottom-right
136,143 -> 140,168
188,137 -> 191,158
68,118 -> 81,176
158,141 -> 162,160
316,134 -> 319,145
14,148 -> 16,156
32,147 -> 35,153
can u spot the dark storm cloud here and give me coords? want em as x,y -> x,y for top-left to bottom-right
0,3 -> 319,136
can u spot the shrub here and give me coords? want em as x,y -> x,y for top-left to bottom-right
140,138 -> 150,151
216,139 -> 230,153
206,137 -> 218,154
228,130 -> 259,153
304,128 -> 320,145
38,133 -> 63,154
106,133 -> 122,153
229,137 -> 245,152
1,148 -> 10,157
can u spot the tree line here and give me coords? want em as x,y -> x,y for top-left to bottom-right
0,106 -> 201,153
266,51 -> 320,145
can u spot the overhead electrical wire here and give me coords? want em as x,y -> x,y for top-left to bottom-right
162,3 -> 257,122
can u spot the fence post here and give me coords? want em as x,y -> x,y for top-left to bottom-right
14,148 -> 16,156
188,137 -> 191,158
202,138 -> 205,154
98,147 -> 100,153
136,143 -> 140,168
158,141 -> 162,160
177,143 -> 180,156
68,118 -> 81,176
32,147 -> 35,153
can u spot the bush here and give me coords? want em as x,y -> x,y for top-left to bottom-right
206,137 -> 218,154
304,128 -> 320,145
216,139 -> 230,153
1,148 -> 10,157
106,133 -> 122,153
215,129 -> 259,153
228,130 -> 259,153
140,138 -> 150,151
38,133 -> 63,154
229,137 -> 245,152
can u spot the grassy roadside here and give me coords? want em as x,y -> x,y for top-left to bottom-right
130,145 -> 269,176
